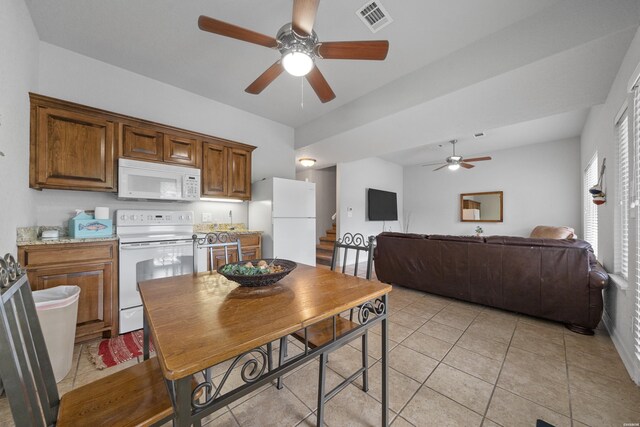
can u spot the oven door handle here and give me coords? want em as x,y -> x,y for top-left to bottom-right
120,240 -> 193,249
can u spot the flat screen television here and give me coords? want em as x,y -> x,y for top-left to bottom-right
368,188 -> 398,221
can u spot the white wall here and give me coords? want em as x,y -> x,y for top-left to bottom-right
336,157 -> 403,261
296,167 -> 336,243
0,0 -> 39,251
28,42 -> 295,229
404,138 -> 581,237
580,26 -> 640,384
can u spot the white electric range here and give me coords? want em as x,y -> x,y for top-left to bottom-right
117,210 -> 194,333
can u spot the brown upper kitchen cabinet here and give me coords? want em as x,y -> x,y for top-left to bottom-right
202,140 -> 228,197
228,148 -> 252,199
30,95 -> 116,192
163,133 -> 199,166
30,93 -> 255,197
202,140 -> 254,200
122,126 -> 198,167
122,125 -> 163,162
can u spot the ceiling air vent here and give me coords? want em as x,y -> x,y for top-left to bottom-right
356,1 -> 393,33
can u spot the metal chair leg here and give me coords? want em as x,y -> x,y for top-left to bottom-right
317,352 -> 327,427
362,331 -> 369,392
204,368 -> 213,399
276,336 -> 287,390
267,342 -> 273,372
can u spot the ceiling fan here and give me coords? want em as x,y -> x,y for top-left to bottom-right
422,140 -> 492,171
197,0 -> 389,103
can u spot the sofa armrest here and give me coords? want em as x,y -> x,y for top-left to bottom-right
589,263 -> 609,289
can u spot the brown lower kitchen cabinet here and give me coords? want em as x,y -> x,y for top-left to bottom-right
18,240 -> 118,343
208,233 -> 262,270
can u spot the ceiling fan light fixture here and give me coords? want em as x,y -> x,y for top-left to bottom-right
299,158 -> 316,167
282,49 -> 314,76
448,163 -> 460,171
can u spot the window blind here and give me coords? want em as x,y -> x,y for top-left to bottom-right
616,114 -> 630,279
584,153 -> 598,258
634,87 -> 640,363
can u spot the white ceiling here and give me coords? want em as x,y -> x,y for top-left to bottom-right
24,0 -> 640,168
25,0 -> 559,128
380,109 -> 590,166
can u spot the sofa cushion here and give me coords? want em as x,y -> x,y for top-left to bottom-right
485,235 -> 593,251
377,232 -> 427,240
428,235 -> 485,244
530,225 -> 575,239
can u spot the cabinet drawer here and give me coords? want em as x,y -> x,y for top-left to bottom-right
22,243 -> 114,267
238,234 -> 260,247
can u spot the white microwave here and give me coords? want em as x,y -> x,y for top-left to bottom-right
118,158 -> 200,202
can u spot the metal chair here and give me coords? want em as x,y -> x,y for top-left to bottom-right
192,233 -> 274,394
192,232 -> 242,273
277,233 -> 376,426
0,270 -> 177,427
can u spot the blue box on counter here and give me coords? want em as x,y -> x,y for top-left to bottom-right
68,212 -> 113,238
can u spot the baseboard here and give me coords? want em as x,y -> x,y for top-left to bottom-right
602,310 -> 640,385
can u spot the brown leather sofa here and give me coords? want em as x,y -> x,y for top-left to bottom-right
374,232 -> 609,334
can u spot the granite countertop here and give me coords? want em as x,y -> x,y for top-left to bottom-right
16,224 -> 261,247
193,223 -> 263,235
17,235 -> 119,247
16,225 -> 118,247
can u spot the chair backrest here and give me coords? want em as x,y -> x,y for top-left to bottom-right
193,232 -> 243,273
330,233 -> 376,279
0,273 -> 60,427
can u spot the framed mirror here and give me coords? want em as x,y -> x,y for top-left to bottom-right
460,191 -> 503,222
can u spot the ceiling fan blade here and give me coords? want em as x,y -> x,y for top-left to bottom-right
460,163 -> 475,169
292,0 -> 320,36
245,61 -> 285,94
198,15 -> 278,49
305,66 -> 336,103
433,165 -> 448,171
421,162 -> 446,167
463,156 -> 492,162
316,40 -> 389,60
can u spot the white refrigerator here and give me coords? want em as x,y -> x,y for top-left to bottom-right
249,177 -> 316,266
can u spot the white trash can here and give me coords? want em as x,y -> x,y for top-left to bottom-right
33,286 -> 80,382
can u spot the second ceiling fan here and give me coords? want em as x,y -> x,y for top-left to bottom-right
422,140 -> 492,171
198,0 -> 389,103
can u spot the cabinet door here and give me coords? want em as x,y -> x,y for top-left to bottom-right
30,262 -> 114,341
122,125 -> 163,162
33,106 -> 116,191
164,134 -> 199,166
228,148 -> 252,200
202,141 -> 228,197
212,249 -> 239,270
241,247 -> 259,262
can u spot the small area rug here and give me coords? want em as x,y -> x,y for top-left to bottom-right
88,330 -> 154,369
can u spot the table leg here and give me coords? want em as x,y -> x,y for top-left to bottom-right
381,294 -> 389,427
173,377 -> 192,427
143,310 -> 150,361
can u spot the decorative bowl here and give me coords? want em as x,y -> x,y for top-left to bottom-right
217,259 -> 297,287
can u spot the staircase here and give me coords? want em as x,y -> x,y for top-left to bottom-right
316,224 -> 336,266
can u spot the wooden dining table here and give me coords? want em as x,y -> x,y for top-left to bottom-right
138,264 -> 392,426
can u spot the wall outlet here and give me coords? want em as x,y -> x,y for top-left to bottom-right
347,207 -> 353,218
202,212 -> 212,223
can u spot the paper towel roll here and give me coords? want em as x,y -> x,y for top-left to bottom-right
95,207 -> 110,220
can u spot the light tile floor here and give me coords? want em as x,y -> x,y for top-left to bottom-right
2,284 -> 640,426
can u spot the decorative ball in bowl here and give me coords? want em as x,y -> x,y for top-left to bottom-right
217,259 -> 297,287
